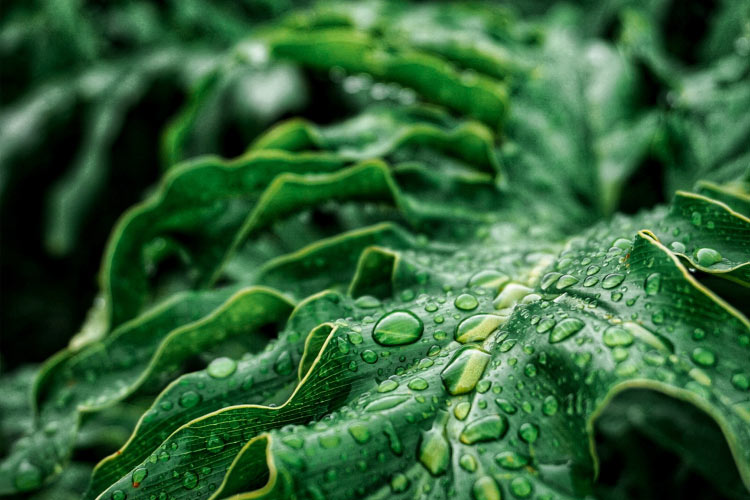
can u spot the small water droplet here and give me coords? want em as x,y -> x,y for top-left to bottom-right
459,454 -> 478,472
206,432 -> 225,453
390,472 -> 409,493
644,273 -> 661,296
14,460 -> 42,491
348,422 -> 371,443
408,377 -> 429,391
361,350 -> 378,364
182,471 -> 198,489
519,422 -> 539,443
355,295 -> 381,308
603,326 -> 633,347
179,391 -> 201,408
555,274 -> 578,289
377,379 -> 399,393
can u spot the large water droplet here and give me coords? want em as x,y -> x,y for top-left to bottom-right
373,311 -> 423,346
495,451 -> 529,470
348,422 -> 371,443
455,314 -> 505,343
510,476 -> 533,498
460,415 -> 508,444
207,357 -> 237,379
601,273 -> 625,289
182,471 -> 198,489
695,247 -> 722,267
556,274 -> 578,290
691,347 -> 716,367
441,347 -> 491,395
418,412 -> 450,475
455,293 -> 479,311
14,460 -> 42,491
132,467 -> 148,487
549,318 -> 584,343
602,326 -> 633,347
472,476 -> 501,500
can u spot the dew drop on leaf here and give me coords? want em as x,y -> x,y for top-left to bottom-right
454,293 -> 479,311
182,471 -> 198,489
644,272 -> 662,295
206,357 -> 236,379
455,314 -> 505,343
495,451 -> 529,470
14,460 -> 42,491
601,273 -> 625,289
178,391 -> 201,408
510,476 -> 533,498
441,347 -> 490,395
602,326 -> 633,347
691,347 -> 717,367
132,467 -> 147,487
695,247 -> 722,267
372,310 -> 424,346
549,318 -> 584,343
519,422 -> 539,443
472,475 -> 501,500
460,415 -> 508,444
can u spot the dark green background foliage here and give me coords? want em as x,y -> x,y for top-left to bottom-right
0,1 -> 749,499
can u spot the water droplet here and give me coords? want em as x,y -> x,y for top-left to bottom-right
274,351 -> 294,375
408,377 -> 429,391
460,415 -> 508,444
601,273 -> 625,289
454,401 -> 471,420
281,435 -> 304,449
179,391 -> 201,408
365,394 -> 409,412
602,326 -> 633,347
495,451 -> 528,471
691,347 -> 716,367
542,395 -> 558,416
455,314 -> 505,343
495,398 -> 517,414
612,238 -> 631,250
318,434 -> 341,449
14,460 -> 42,491
459,454 -> 478,472
355,295 -> 381,308
586,265 -> 601,276
535,318 -> 555,333
644,273 -> 661,295
361,350 -> 378,364
377,379 -> 399,393
455,293 -> 479,311
418,413 -> 450,475
731,373 -> 749,391
556,274 -> 578,290
695,247 -> 722,267
583,276 -> 599,287
206,433 -> 225,453
469,270 -> 509,291
348,422 -> 371,443
111,490 -> 127,500
540,272 -> 562,290
207,357 -> 237,379
691,211 -> 702,226
132,467 -> 148,487
373,311 -> 423,346
519,422 -> 539,443
441,347 -> 491,395
670,241 -> 686,253
182,471 -> 198,489
510,476 -> 533,498
549,318 -> 584,343
472,476 -> 501,500
493,283 -> 532,309
390,473 -> 409,493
